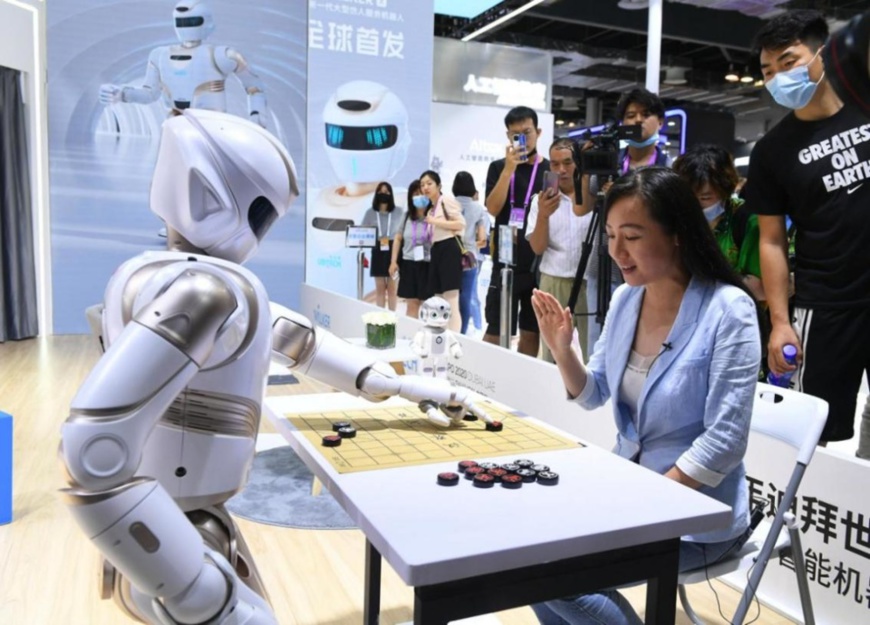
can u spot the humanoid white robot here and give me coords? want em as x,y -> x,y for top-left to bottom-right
59,110 -> 489,625
411,297 -> 465,427
100,1 -> 267,127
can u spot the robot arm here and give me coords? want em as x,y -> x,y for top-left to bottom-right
411,328 -> 429,357
270,304 -> 492,424
100,49 -> 163,106
60,269 -> 276,625
217,46 -> 267,127
447,332 -> 463,359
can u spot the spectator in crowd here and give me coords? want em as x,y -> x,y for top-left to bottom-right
452,171 -> 488,335
390,180 -> 431,319
526,138 -> 592,362
530,167 -> 759,625
421,170 -> 465,332
746,10 -> 870,448
673,144 -> 765,302
574,88 -> 670,354
484,106 -> 549,356
361,181 -> 404,310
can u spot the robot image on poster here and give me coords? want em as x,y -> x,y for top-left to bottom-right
99,1 -> 267,127
310,80 -> 411,248
58,110 -> 490,624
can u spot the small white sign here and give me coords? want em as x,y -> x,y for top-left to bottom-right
345,225 -> 377,248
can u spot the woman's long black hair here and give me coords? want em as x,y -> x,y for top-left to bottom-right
371,181 -> 396,212
604,167 -> 753,300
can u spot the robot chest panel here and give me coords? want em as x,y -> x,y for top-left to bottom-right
161,47 -> 225,101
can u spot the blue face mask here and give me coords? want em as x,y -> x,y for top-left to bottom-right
703,201 -> 725,223
625,132 -> 659,149
765,49 -> 824,110
412,195 -> 429,209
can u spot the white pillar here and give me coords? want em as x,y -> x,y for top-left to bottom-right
646,0 -> 663,93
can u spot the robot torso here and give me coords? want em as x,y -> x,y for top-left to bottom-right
100,250 -> 272,510
155,44 -> 231,112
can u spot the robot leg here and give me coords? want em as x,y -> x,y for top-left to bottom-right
62,478 -> 277,625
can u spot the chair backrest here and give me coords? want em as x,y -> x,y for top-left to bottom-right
751,383 -> 828,466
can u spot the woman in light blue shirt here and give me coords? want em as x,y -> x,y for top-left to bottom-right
530,167 -> 761,625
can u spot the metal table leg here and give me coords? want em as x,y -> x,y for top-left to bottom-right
364,539 -> 382,625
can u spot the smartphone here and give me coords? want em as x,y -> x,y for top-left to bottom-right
543,171 -> 560,196
512,133 -> 528,162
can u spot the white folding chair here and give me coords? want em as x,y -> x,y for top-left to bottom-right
677,383 -> 828,625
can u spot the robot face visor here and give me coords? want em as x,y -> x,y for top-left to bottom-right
248,196 -> 279,241
176,16 -> 205,28
325,124 -> 398,151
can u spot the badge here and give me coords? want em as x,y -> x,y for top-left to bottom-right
380,237 -> 390,251
412,245 -> 425,261
508,207 -> 526,229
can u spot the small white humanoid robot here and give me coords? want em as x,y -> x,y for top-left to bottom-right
100,1 -> 267,127
412,297 -> 465,427
59,110 -> 489,625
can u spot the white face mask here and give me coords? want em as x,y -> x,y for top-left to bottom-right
703,201 -> 725,223
765,48 -> 825,110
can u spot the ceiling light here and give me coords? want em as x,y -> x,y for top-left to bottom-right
568,121 -> 576,128
618,0 -> 649,9
725,64 -> 739,82
461,0 -> 548,42
754,78 -> 765,88
555,119 -> 565,126
663,67 -> 688,86
740,66 -> 754,83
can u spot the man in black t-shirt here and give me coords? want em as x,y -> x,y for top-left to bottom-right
483,106 -> 549,357
746,11 -> 870,446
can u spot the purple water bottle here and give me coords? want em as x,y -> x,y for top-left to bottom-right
767,344 -> 798,388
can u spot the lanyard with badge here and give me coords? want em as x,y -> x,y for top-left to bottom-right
508,156 -> 541,228
377,212 -> 392,251
410,219 -> 431,262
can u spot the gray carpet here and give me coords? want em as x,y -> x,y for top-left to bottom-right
226,446 -> 356,530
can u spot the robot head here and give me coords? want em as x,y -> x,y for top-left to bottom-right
150,109 -> 299,264
419,296 -> 452,329
322,80 -> 411,184
173,1 -> 215,45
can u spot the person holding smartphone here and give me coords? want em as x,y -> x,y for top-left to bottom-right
526,139 -> 592,363
483,106 -> 549,356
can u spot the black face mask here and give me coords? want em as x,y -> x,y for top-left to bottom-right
375,193 -> 391,206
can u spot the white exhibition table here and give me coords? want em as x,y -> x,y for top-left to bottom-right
265,393 -> 732,625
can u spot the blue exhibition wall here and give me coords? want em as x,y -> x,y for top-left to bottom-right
47,0 -> 307,333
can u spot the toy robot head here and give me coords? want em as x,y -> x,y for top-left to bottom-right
322,80 -> 411,184
150,109 -> 299,264
174,1 -> 215,45
419,296 -> 452,329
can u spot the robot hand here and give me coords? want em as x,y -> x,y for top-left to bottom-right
395,375 -> 492,428
449,343 -> 462,359
100,84 -> 124,105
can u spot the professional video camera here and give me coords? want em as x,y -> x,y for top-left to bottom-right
574,122 -> 644,177
823,10 -> 870,115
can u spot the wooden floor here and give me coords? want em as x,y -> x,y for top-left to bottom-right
0,336 -> 797,624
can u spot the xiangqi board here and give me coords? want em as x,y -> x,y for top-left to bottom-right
284,400 -> 581,474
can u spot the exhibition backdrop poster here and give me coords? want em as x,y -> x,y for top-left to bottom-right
47,0 -> 307,334
305,0 -> 433,300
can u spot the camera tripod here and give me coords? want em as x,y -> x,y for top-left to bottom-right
567,184 -> 618,339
